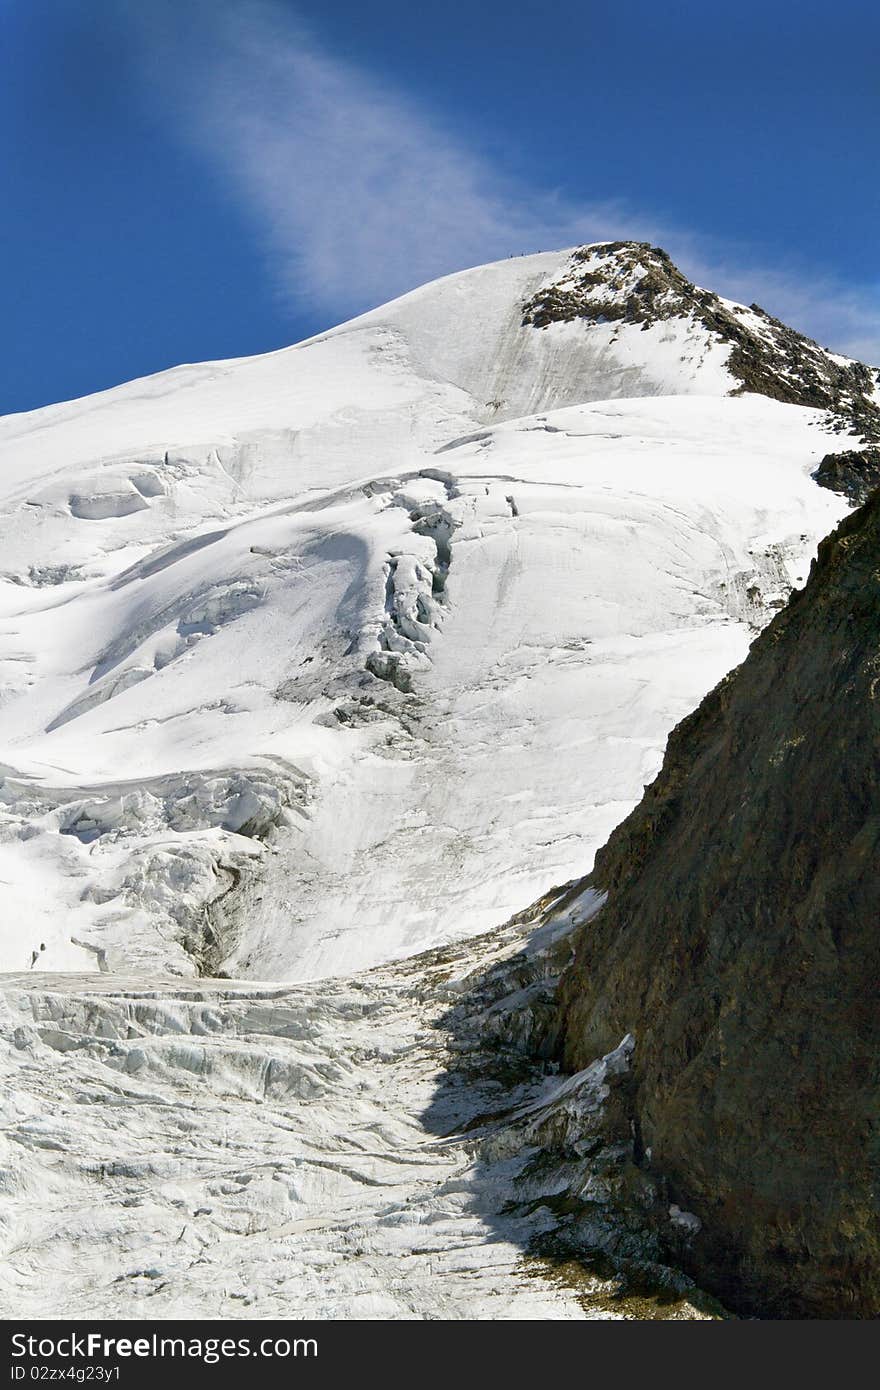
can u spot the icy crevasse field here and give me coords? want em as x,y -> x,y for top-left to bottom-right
0,246 -> 857,1317
0,909 -> 658,1319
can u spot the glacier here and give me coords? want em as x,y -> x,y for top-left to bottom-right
0,242 -> 867,1317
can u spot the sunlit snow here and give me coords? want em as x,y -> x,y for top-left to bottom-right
0,246 -> 855,1318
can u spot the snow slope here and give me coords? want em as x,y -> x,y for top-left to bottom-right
0,240 -> 868,1321
0,246 -> 854,981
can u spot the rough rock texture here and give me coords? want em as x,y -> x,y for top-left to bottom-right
523,242 -> 880,442
813,446 -> 880,506
556,488 -> 880,1318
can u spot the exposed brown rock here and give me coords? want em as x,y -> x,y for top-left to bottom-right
812,447 -> 880,506
523,242 -> 880,444
555,488 -> 880,1317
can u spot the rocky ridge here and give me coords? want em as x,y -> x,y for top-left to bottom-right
523,241 -> 880,451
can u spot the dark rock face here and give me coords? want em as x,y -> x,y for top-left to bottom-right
523,242 -> 880,443
813,447 -> 880,506
555,490 -> 880,1317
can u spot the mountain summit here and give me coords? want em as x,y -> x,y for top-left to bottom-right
0,243 -> 875,984
1,242 -> 878,1319
524,241 -> 880,441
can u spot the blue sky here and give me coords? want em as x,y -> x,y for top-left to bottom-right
2,0 -> 878,413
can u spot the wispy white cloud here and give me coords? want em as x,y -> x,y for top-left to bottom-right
120,0 -> 880,362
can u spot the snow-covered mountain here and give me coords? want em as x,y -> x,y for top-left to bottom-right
1,242 -> 873,983
1,242 -> 878,1319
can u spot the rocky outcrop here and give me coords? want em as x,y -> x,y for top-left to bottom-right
555,488 -> 880,1317
813,446 -> 880,506
523,242 -> 880,442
